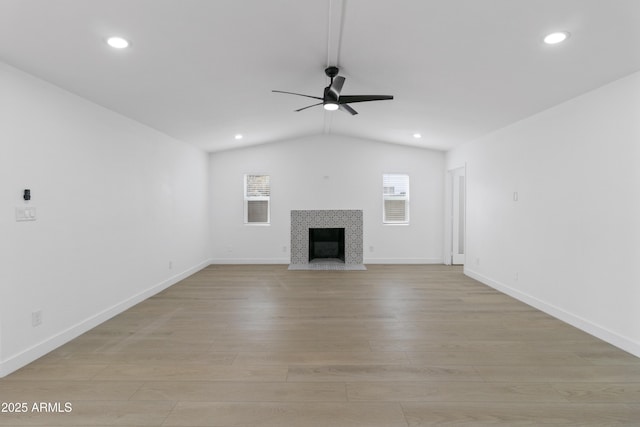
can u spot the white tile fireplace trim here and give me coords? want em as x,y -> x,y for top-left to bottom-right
290,210 -> 363,265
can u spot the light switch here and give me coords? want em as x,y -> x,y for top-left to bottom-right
16,206 -> 37,221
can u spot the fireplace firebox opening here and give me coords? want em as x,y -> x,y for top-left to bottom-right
309,228 -> 345,263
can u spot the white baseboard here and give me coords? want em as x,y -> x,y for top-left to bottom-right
465,268 -> 640,359
0,259 -> 212,378
364,258 -> 443,264
209,258 -> 289,264
210,258 -> 444,265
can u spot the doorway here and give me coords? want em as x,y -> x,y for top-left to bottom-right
450,167 -> 466,265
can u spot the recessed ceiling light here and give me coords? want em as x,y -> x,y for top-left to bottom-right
106,36 -> 130,49
543,31 -> 570,45
234,134 -> 243,140
413,133 -> 422,139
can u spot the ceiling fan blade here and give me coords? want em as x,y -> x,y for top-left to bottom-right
338,95 -> 394,104
339,103 -> 358,115
295,102 -> 323,112
328,76 -> 345,99
272,90 -> 323,101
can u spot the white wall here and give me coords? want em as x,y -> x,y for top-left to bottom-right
447,71 -> 640,357
0,63 -> 211,376
210,135 -> 444,264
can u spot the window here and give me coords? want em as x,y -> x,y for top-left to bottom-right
244,174 -> 270,224
383,174 -> 409,224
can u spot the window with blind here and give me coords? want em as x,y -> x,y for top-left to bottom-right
244,174 -> 270,224
383,174 -> 409,224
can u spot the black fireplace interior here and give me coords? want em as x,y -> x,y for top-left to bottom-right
309,228 -> 345,262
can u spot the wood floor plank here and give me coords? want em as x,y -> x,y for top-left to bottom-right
370,338 -> 620,353
233,351 -> 409,366
474,365 -> 640,383
406,350 -> 589,366
131,381 -> 346,402
91,363 -> 288,382
0,380 -> 143,401
347,381 -> 569,403
162,402 -> 408,427
4,364 -> 110,381
401,402 -> 640,426
36,351 -> 238,366
287,364 -> 483,382
0,400 -> 174,426
551,382 -> 640,403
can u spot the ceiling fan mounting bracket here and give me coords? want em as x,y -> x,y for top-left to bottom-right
324,66 -> 339,79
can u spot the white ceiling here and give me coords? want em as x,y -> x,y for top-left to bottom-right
2,0 -> 639,152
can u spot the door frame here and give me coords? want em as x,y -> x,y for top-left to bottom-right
444,165 -> 466,265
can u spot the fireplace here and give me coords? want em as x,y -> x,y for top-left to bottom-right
290,210 -> 363,266
309,228 -> 345,262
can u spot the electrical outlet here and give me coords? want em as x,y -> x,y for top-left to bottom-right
32,310 -> 42,327
369,245 -> 374,252
169,261 -> 173,270
282,246 -> 287,252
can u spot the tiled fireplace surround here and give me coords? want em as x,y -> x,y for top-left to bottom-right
290,210 -> 363,265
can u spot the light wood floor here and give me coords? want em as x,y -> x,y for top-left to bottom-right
1,264 -> 639,426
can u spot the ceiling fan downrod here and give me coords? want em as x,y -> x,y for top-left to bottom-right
325,66 -> 339,84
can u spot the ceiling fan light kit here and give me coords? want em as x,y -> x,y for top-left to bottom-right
273,66 -> 393,116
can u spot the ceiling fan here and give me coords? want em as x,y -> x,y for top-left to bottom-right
272,66 -> 393,115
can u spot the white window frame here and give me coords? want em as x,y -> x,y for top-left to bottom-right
382,173 -> 410,224
244,174 -> 270,225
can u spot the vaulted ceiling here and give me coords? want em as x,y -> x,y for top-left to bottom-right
2,0 -> 639,152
